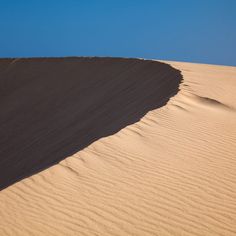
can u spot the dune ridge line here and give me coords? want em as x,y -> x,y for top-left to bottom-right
0,57 -> 182,190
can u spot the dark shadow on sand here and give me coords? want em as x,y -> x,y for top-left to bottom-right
0,57 -> 182,190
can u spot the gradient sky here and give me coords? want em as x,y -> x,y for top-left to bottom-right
0,0 -> 235,65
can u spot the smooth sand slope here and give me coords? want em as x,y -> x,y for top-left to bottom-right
0,58 -> 236,235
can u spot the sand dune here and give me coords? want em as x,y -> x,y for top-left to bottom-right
0,57 -> 181,190
0,58 -> 236,235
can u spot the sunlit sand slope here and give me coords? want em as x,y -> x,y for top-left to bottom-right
0,58 -> 236,236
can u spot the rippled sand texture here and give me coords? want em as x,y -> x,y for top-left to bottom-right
0,58 -> 236,236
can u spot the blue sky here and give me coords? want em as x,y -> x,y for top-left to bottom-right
0,0 -> 235,65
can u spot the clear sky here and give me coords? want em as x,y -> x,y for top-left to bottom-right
0,0 -> 235,65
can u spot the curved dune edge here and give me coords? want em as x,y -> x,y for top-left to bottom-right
0,57 -> 182,190
1,58 -> 236,236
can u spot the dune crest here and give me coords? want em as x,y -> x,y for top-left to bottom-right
1,58 -> 236,236
0,57 -> 181,190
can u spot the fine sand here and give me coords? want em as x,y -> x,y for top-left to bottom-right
0,57 -> 236,235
